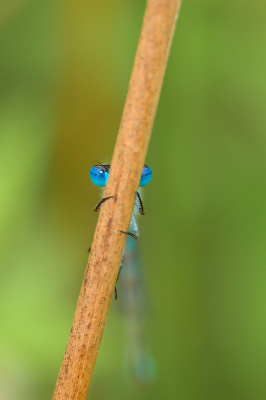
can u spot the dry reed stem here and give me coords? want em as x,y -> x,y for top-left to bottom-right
52,0 -> 182,398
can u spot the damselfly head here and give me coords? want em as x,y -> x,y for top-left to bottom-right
90,164 -> 152,187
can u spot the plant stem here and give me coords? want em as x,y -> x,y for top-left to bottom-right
52,0 -> 182,398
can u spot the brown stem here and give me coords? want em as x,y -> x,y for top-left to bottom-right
52,0 -> 182,399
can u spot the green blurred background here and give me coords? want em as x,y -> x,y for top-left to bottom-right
1,0 -> 266,399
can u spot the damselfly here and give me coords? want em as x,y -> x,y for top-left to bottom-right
90,163 -> 156,384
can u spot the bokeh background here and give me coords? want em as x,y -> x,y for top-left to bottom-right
1,0 -> 266,399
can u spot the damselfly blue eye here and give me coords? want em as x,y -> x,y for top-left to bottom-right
90,165 -> 110,187
139,165 -> 152,187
